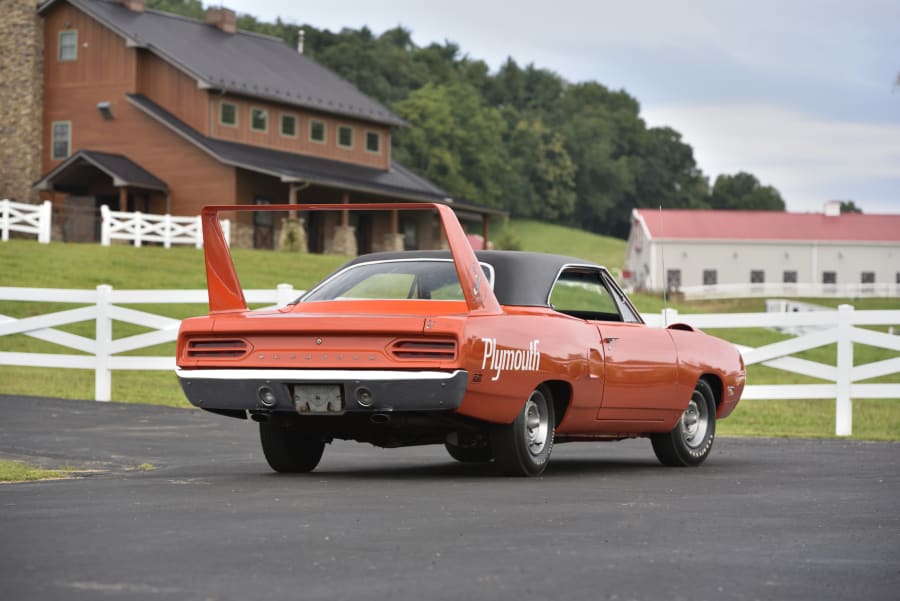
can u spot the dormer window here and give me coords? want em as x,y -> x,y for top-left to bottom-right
338,125 -> 353,149
58,30 -> 78,61
219,101 -> 237,127
250,108 -> 268,133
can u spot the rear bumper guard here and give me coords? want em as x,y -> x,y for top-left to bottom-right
176,368 -> 468,414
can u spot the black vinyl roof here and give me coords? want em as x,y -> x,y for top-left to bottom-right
342,250 -> 603,307
42,0 -> 405,127
33,149 -> 168,191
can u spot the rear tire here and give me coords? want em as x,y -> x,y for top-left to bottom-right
491,386 -> 555,477
444,441 -> 493,463
259,422 -> 325,473
652,379 -> 716,467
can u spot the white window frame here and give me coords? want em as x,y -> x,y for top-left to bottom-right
309,119 -> 326,144
58,30 -> 78,62
337,125 -> 354,149
280,113 -> 297,138
219,101 -> 238,128
51,121 -> 71,160
364,130 -> 381,154
250,107 -> 268,133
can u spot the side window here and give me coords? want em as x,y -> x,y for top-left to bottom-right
549,268 -> 621,321
51,121 -> 71,160
58,30 -> 77,62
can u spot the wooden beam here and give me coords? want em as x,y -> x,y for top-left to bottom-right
118,187 -> 128,211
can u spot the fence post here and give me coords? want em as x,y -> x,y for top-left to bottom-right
163,214 -> 172,248
662,307 -> 678,326
133,211 -> 142,247
1,199 -> 8,242
276,283 -> 295,307
38,200 -> 52,243
195,215 -> 203,248
835,304 -> 853,436
100,205 -> 111,246
95,284 -> 113,402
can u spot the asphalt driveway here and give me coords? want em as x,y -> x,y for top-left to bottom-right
1,394 -> 898,601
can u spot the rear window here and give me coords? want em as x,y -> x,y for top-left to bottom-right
301,259 -> 494,302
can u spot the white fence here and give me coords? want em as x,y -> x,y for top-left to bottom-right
0,199 -> 51,244
100,205 -> 231,248
644,306 -> 900,435
1,286 -> 898,436
0,284 -> 297,402
680,282 -> 900,300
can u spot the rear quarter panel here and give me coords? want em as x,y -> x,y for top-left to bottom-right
668,328 -> 746,419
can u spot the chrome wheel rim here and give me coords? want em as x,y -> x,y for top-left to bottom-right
680,393 -> 710,449
523,391 -> 550,456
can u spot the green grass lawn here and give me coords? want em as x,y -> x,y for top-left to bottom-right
2,234 -> 898,441
0,459 -> 73,483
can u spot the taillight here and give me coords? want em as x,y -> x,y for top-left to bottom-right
185,339 -> 250,359
388,339 -> 457,361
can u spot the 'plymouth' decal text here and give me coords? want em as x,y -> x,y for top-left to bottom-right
481,338 -> 541,381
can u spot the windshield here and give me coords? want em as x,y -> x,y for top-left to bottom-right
301,259 -> 494,302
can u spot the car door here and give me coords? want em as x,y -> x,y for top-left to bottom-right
548,267 -> 683,420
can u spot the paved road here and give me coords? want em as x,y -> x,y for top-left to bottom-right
1,394 -> 898,601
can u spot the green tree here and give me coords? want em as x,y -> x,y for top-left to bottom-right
507,119 -> 576,221
709,172 -> 785,210
839,200 -> 862,213
393,82 -> 513,208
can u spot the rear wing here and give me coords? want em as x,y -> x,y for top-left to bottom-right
200,202 -> 501,315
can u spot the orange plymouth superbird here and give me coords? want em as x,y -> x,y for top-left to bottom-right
176,203 -> 745,476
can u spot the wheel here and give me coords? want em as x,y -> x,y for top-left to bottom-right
491,386 -> 555,476
259,422 -> 325,473
444,441 -> 493,463
652,379 -> 716,467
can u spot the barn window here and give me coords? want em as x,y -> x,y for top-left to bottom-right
783,271 -> 798,283
59,30 -> 78,61
703,269 -> 717,286
51,121 -> 71,160
310,120 -> 325,143
250,108 -> 268,133
666,269 -> 681,291
219,102 -> 237,127
861,272 -> 875,284
750,270 -> 765,284
365,131 -> 381,154
280,114 -> 297,137
822,271 -> 837,284
338,125 -> 354,149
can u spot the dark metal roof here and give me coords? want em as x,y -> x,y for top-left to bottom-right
127,94 -> 505,216
33,149 -> 168,192
41,0 -> 405,127
342,250 -> 602,307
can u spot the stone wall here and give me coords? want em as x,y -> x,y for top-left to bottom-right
0,1 -> 43,204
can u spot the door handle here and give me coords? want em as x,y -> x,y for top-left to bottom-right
604,337 -> 619,344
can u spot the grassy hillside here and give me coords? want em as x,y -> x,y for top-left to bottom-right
504,219 -> 626,268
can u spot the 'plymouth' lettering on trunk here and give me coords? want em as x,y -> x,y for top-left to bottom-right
481,338 -> 541,381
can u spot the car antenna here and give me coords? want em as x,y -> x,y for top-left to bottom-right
659,205 -> 668,327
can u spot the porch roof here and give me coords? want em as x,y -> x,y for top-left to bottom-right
34,150 -> 168,192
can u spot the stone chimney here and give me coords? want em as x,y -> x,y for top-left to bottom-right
824,200 -> 841,217
205,6 -> 237,34
0,0 -> 44,204
119,0 -> 145,12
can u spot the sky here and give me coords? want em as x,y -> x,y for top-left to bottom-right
219,0 -> 900,214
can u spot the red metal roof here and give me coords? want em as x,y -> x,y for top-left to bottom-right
634,209 -> 900,242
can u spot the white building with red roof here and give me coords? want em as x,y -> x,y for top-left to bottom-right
624,201 -> 900,298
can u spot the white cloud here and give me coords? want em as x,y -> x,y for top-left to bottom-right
643,103 -> 900,212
